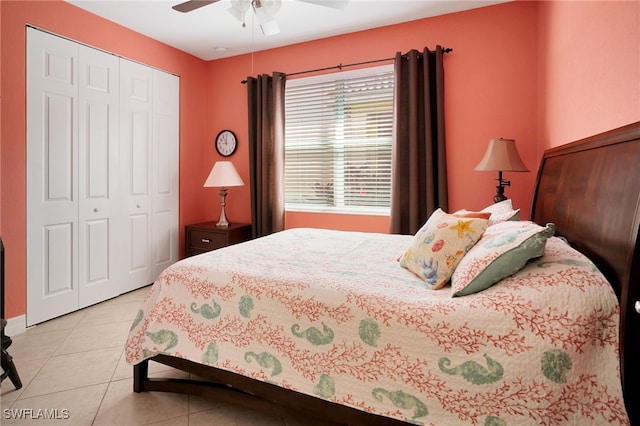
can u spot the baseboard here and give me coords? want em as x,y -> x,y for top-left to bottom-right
4,315 -> 27,336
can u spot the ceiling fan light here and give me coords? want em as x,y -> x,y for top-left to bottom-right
253,4 -> 272,23
253,0 -> 281,20
259,19 -> 280,35
229,0 -> 281,34
253,0 -> 280,34
227,7 -> 244,23
228,0 -> 251,23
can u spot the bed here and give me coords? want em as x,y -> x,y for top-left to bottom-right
126,121 -> 639,425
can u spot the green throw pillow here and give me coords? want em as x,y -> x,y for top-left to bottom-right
451,221 -> 555,297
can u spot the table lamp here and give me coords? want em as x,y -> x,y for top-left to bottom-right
474,138 -> 529,203
204,161 -> 245,228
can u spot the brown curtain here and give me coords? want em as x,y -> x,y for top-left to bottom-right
390,47 -> 448,235
246,72 -> 286,238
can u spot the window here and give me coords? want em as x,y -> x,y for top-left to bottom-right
284,65 -> 394,215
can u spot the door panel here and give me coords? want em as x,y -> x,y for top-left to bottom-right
84,219 -> 110,283
120,59 -> 153,289
44,223 -> 74,295
152,209 -> 173,265
78,45 -> 121,307
26,28 -> 79,326
130,111 -> 150,196
45,94 -> 75,201
129,213 -> 150,271
85,102 -> 109,198
151,70 -> 180,278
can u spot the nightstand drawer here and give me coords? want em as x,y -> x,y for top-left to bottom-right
185,222 -> 252,258
189,230 -> 226,251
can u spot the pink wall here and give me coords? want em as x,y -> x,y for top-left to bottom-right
206,1 -> 540,232
2,0 -> 638,321
537,1 -> 640,148
0,1 -> 210,319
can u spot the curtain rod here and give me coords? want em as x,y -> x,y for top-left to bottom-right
241,47 -> 452,84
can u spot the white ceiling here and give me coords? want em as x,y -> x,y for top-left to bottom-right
67,0 -> 508,61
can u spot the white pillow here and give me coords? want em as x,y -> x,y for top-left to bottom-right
481,199 -> 520,225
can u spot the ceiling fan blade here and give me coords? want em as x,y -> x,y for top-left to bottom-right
297,0 -> 348,10
172,0 -> 220,13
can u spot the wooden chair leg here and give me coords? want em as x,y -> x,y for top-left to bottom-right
1,320 -> 23,390
1,346 -> 23,389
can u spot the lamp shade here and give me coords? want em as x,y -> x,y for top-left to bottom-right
204,161 -> 245,188
474,138 -> 529,172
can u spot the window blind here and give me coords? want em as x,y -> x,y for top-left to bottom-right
284,65 -> 394,214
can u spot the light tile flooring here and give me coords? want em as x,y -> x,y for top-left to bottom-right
1,287 -> 316,425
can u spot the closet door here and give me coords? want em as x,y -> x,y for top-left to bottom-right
78,45 -> 122,307
27,29 -> 179,324
120,59 -> 153,289
151,69 -> 179,279
26,28 -> 80,325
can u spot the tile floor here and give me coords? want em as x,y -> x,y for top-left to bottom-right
1,287 -> 316,425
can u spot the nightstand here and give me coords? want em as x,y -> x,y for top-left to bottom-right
185,222 -> 252,257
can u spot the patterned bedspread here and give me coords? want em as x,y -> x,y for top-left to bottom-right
125,228 -> 629,425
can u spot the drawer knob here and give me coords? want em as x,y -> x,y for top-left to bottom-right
636,300 -> 640,314
201,238 -> 211,244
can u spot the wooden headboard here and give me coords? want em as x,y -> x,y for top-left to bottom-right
531,121 -> 640,425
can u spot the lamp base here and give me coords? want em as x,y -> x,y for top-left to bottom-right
216,219 -> 230,228
493,170 -> 510,203
493,188 -> 507,204
216,187 -> 230,228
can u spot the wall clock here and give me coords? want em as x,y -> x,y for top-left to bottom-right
215,130 -> 238,157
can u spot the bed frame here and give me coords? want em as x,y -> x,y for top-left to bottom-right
134,121 -> 640,425
530,121 -> 639,425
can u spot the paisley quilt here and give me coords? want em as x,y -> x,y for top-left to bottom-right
125,228 -> 629,425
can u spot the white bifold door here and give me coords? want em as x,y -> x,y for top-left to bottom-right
26,27 -> 179,326
119,60 -> 180,291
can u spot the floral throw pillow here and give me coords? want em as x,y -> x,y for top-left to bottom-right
399,209 -> 490,289
451,221 -> 556,297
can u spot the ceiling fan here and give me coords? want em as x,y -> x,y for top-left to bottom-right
172,0 -> 348,36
